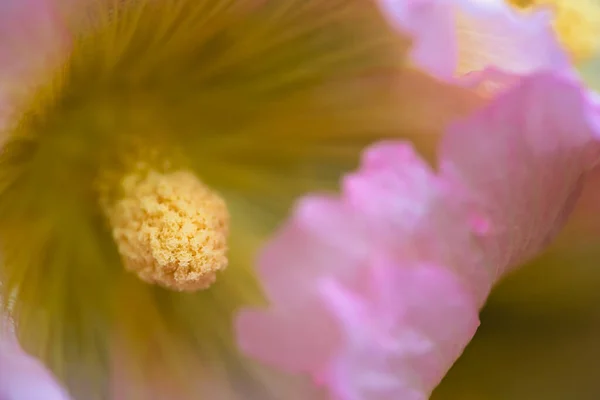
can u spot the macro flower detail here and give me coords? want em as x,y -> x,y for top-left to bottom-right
104,169 -> 230,291
237,142 -> 483,400
0,0 -> 420,398
321,261 -> 477,400
237,71 -> 600,399
441,73 -> 600,279
2,0 -> 600,399
378,0 -> 569,81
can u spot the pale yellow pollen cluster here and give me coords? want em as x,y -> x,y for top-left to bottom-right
509,0 -> 600,62
107,169 -> 229,292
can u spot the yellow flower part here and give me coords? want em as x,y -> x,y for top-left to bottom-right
105,169 -> 230,292
509,0 -> 600,62
0,0 -> 425,398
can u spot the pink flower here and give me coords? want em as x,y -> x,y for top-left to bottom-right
441,73 -> 600,279
237,70 -> 600,399
377,0 -> 569,80
237,143 -> 482,399
0,0 -> 487,399
236,0 -> 600,391
322,261 -> 476,400
3,0 -> 600,399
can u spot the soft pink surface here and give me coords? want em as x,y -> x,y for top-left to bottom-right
237,72 -> 600,400
440,73 -> 600,280
2,1 -> 600,399
0,321 -> 70,400
237,142 -> 481,399
378,0 -> 569,81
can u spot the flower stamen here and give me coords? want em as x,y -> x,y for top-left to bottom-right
105,168 -> 229,292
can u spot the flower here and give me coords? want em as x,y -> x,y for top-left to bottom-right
237,73 -> 600,399
378,0 -> 569,81
237,142 -> 483,400
237,1 -> 600,399
0,0 -> 471,399
3,0 -> 600,399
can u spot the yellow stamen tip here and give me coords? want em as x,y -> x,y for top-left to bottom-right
107,169 -> 229,292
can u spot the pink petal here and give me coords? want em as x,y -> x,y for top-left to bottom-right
342,142 -> 440,235
0,0 -> 69,131
378,0 -> 569,80
440,72 -> 600,281
0,320 -> 70,400
236,143 -> 486,398
321,259 -> 478,400
237,304 -> 340,379
342,142 -> 492,304
237,195 -> 367,377
238,197 -> 367,378
257,195 -> 369,306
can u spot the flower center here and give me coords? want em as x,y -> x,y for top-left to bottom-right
102,167 -> 229,292
509,0 -> 600,62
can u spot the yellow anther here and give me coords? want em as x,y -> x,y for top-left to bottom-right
106,169 -> 229,292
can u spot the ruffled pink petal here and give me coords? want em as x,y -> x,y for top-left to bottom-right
237,143 -> 486,398
321,259 -> 478,400
378,0 -> 569,80
238,196 -> 367,378
342,142 -> 441,236
0,321 -> 70,400
238,70 -> 600,399
342,142 -> 491,304
256,196 -> 369,306
440,72 -> 600,281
